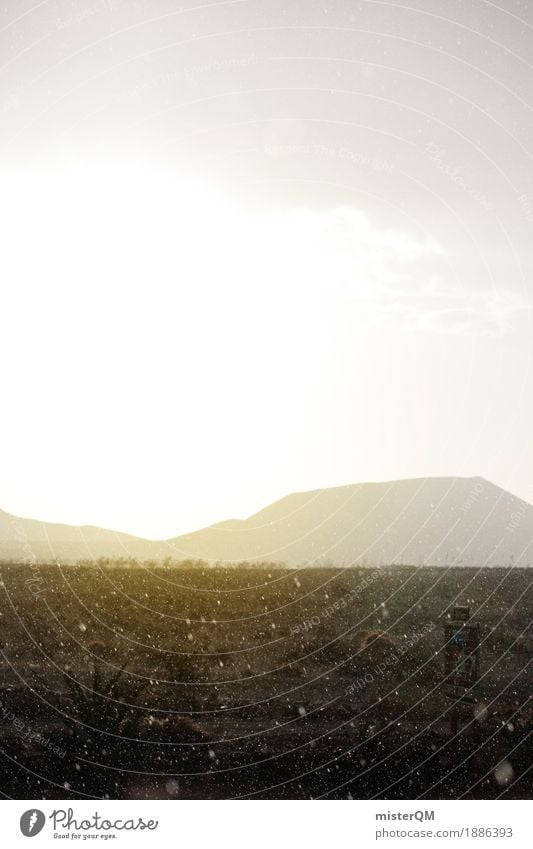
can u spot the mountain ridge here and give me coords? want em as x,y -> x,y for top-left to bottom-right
1,476 -> 532,566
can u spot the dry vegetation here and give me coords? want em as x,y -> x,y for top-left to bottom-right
0,563 -> 530,799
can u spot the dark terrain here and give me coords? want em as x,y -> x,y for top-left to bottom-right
0,562 -> 530,799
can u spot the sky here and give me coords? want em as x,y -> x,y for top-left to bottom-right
1,0 -> 532,539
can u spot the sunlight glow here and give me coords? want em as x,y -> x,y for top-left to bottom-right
1,162 -> 524,537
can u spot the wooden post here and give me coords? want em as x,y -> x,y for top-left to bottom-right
443,606 -> 481,734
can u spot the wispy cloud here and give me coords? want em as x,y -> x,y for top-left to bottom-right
281,207 -> 532,337
381,282 -> 532,336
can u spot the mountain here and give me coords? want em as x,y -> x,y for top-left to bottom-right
0,508 -> 159,563
1,477 -> 531,567
165,477 -> 533,567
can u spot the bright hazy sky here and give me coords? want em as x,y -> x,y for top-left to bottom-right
1,0 -> 532,538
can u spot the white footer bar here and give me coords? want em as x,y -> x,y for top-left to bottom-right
2,799 -> 530,848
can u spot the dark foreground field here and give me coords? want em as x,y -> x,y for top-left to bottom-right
0,562 -> 530,799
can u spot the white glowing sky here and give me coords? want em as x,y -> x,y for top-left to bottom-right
1,160 -> 532,537
1,1 -> 532,537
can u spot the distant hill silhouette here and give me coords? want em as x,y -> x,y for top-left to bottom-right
0,509 -> 153,563
1,477 -> 532,566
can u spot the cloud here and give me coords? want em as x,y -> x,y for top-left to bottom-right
281,207 -> 531,337
1,165 -> 528,349
383,282 -> 532,337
